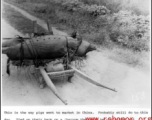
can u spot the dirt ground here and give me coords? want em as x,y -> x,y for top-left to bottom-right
1,3 -> 151,107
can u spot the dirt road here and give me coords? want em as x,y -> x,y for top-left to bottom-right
1,3 -> 151,107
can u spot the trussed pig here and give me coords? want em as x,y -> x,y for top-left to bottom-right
2,34 -> 96,60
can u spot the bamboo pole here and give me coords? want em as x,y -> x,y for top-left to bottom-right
39,66 -> 67,105
46,20 -> 53,35
33,21 -> 38,34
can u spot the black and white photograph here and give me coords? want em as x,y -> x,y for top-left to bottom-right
1,0 -> 151,107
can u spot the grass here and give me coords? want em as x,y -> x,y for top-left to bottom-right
80,0 -> 150,15
2,4 -> 47,35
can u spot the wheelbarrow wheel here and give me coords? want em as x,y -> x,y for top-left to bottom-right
68,76 -> 73,83
39,76 -> 46,89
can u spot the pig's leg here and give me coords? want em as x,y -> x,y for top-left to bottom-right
6,58 -> 10,75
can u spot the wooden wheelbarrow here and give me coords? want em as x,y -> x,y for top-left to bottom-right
39,65 -> 117,105
39,66 -> 75,105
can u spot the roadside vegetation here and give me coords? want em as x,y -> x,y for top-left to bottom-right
3,0 -> 150,69
2,4 -> 47,35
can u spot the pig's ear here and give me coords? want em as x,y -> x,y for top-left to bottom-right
71,31 -> 77,38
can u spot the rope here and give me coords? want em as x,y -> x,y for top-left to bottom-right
17,35 -> 39,67
24,38 -> 37,65
65,36 -> 70,70
29,38 -> 39,67
16,36 -> 24,66
70,35 -> 82,61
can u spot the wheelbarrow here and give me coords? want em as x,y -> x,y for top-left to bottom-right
39,66 -> 75,105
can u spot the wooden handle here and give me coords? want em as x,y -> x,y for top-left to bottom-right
39,66 -> 67,105
69,65 -> 117,92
